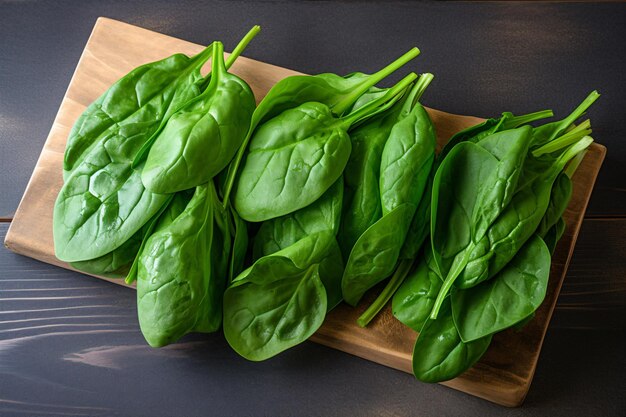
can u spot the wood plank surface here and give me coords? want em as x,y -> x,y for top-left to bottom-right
3,18 -> 606,407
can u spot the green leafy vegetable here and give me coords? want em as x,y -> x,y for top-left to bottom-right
138,41 -> 256,193
234,73 -> 417,221
429,126 -> 534,318
136,182 -> 225,347
451,235 -> 551,342
341,77 -> 436,307
412,300 -> 492,383
222,48 -> 421,206
223,231 -> 335,360
63,44 -> 215,179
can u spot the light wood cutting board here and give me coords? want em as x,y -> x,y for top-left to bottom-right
4,17 -> 606,407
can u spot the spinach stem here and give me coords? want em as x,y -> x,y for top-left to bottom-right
356,259 -> 413,327
411,73 -> 435,105
210,41 -> 226,82
225,25 -> 261,70
554,136 -> 594,173
429,252 -> 468,319
501,109 -> 554,130
564,149 -> 587,178
341,73 -> 417,127
532,124 -> 592,156
400,73 -> 434,115
333,47 -> 420,115
547,90 -> 600,142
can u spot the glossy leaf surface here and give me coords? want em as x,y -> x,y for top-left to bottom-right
451,235 -> 551,342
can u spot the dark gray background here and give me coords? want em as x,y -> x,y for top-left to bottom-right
1,1 -> 625,416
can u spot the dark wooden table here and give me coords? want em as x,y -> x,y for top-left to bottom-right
1,1 -> 624,416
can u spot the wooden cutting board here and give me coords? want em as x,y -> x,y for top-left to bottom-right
4,17 -> 606,407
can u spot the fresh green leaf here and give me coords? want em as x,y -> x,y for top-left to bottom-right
451,235 -> 551,342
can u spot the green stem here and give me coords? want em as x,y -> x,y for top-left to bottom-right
555,136 -> 594,174
548,90 -> 600,142
411,73 -> 435,105
564,149 -> 587,178
341,72 -> 417,128
429,251 -> 468,319
132,42 -> 226,168
357,259 -> 414,328
332,47 -> 420,115
501,109 -> 554,130
225,25 -> 261,69
398,72 -> 434,116
532,125 -> 592,157
211,41 -> 226,80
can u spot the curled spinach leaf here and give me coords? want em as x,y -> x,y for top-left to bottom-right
136,182 -> 224,347
223,231 -> 335,361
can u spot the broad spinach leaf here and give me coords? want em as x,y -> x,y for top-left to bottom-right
451,235 -> 551,342
63,44 -> 215,178
429,127 -> 533,318
223,231 -> 336,360
234,74 -> 415,222
139,42 -> 256,193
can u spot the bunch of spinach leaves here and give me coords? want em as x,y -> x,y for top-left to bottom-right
392,91 -> 599,383
54,26 -> 598,381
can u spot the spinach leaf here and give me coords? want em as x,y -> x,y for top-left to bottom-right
253,179 -> 344,310
136,182 -> 223,347
338,109 -> 394,257
451,235 -> 551,342
234,74 -> 416,222
342,203 -> 415,306
222,48 -> 421,205
392,253 -> 442,332
399,172 -> 433,260
379,102 -> 435,214
342,77 -> 436,308
543,217 -> 566,255
223,231 -> 335,361
138,41 -> 256,193
412,300 -> 492,383
457,135 -> 592,289
63,44 -> 215,179
70,226 -> 145,278
429,127 -> 533,318
537,172 -> 572,238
